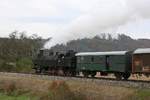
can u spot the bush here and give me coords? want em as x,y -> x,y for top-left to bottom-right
0,80 -> 17,95
16,57 -> 33,72
40,80 -> 86,100
0,61 -> 15,72
0,57 -> 33,72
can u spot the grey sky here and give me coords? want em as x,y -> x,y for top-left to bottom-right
0,0 -> 150,47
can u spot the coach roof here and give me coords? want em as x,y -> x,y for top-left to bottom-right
134,48 -> 150,54
75,51 -> 128,56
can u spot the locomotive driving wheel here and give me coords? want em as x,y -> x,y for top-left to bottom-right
91,72 -> 96,77
123,72 -> 131,80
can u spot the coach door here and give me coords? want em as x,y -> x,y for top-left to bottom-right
106,56 -> 110,70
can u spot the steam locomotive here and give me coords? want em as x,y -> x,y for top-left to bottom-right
33,49 -> 76,76
33,48 -> 150,80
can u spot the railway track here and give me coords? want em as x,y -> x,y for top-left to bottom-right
0,72 -> 149,89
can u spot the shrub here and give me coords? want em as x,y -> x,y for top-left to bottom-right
40,80 -> 86,100
16,57 -> 33,72
0,62 -> 15,72
0,80 -> 17,95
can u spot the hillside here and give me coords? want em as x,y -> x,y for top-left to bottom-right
51,34 -> 150,52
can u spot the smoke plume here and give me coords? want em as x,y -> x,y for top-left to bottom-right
44,0 -> 150,48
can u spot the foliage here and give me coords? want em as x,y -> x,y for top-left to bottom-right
4,82 -> 16,96
0,78 -> 86,100
15,58 -> 33,72
40,80 -> 86,100
0,79 -> 37,100
0,31 -> 50,72
0,61 -> 15,72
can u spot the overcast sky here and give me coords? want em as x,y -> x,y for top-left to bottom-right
0,0 -> 150,47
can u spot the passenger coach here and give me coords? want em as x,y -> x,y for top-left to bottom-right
132,48 -> 150,77
76,51 -> 132,80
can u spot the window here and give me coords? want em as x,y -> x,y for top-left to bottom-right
77,56 -> 84,63
142,55 -> 150,66
91,56 -> 94,62
81,56 -> 84,60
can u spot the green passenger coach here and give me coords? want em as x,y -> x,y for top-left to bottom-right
75,51 -> 132,80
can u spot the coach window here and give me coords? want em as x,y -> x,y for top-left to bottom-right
77,57 -> 80,62
81,56 -> 84,60
91,56 -> 94,62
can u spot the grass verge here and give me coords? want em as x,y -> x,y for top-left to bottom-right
0,74 -> 149,100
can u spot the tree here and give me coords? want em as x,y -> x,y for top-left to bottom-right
19,31 -> 27,40
101,33 -> 106,40
118,34 -> 132,41
0,31 -> 51,72
108,33 -> 113,40
9,31 -> 18,39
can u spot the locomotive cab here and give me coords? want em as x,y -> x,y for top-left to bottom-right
33,49 -> 57,73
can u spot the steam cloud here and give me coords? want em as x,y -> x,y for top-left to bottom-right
44,0 -> 150,48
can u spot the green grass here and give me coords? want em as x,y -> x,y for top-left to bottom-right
0,92 -> 38,100
134,89 -> 150,100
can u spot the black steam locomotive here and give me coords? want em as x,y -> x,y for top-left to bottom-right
33,49 -> 76,76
